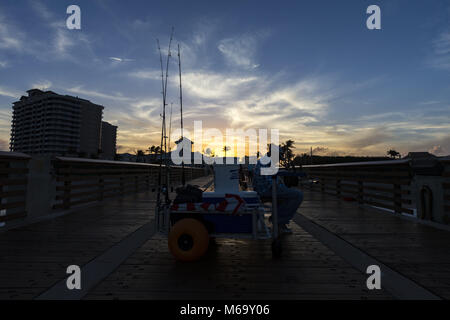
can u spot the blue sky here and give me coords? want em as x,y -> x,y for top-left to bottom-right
0,0 -> 449,156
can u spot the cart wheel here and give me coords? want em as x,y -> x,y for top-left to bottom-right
271,239 -> 282,258
168,218 -> 209,262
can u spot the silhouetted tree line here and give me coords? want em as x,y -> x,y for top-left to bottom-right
274,140 -> 389,167
292,154 -> 391,166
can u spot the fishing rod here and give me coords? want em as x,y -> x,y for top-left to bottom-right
165,102 -> 173,196
156,38 -> 165,208
163,27 -> 174,203
156,27 -> 174,207
177,43 -> 185,186
168,102 -> 173,152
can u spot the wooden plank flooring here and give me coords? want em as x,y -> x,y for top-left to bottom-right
296,189 -> 450,299
0,176 -> 211,299
85,222 -> 391,300
3,180 -> 450,300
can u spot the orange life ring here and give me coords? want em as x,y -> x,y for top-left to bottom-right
168,218 -> 209,261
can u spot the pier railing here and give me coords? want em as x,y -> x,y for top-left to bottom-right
1,150 -> 448,227
52,157 -> 206,210
298,160 -> 414,214
0,152 -> 30,223
0,152 -> 207,228
443,159 -> 450,223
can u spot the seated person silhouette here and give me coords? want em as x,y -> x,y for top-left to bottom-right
252,146 -> 303,234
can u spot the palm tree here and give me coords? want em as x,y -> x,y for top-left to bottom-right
387,149 -> 400,159
148,145 -> 156,154
280,140 -> 295,169
222,146 -> 230,158
135,150 -> 146,162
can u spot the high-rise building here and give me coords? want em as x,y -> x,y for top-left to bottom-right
10,89 -> 104,156
100,121 -> 117,160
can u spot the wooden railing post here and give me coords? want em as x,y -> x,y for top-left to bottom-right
63,165 -> 71,210
358,180 -> 364,204
120,173 -> 124,195
99,172 -> 104,201
394,184 -> 402,214
336,179 -> 341,198
0,153 -> 30,222
297,161 -> 414,215
0,160 -> 7,219
50,159 -> 179,210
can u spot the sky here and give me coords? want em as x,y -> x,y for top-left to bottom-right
0,0 -> 449,157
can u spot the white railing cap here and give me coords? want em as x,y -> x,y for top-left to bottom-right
300,159 -> 410,168
55,156 -> 202,169
0,151 -> 31,159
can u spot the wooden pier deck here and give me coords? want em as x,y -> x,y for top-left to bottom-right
1,176 -> 449,300
296,191 -> 450,299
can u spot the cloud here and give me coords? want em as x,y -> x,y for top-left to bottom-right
428,145 -> 446,156
433,31 -> 450,55
0,14 -> 25,51
116,145 -> 128,153
54,28 -> 75,55
41,20 -> 448,157
349,132 -> 392,149
27,1 -> 97,63
401,134 -> 450,156
429,30 -> 450,70
191,19 -> 217,46
193,32 -> 207,46
109,57 -> 134,62
0,86 -> 22,98
0,60 -> 7,68
419,100 -> 440,106
0,138 -> 8,151
132,98 -> 161,119
31,80 -> 52,90
180,72 -> 259,100
218,75 -> 330,134
312,146 -> 329,155
124,66 -> 347,153
358,112 -> 404,122
320,120 -> 450,157
132,19 -> 152,30
29,1 -> 73,56
30,0 -> 53,21
304,146 -> 346,157
0,3 -> 82,62
128,70 -> 161,80
66,86 -> 133,102
1,7 -> 445,157
218,33 -> 263,69
169,20 -> 218,69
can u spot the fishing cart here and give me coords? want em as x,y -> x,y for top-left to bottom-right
155,164 -> 306,261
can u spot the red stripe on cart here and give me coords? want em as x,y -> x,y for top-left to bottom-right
225,194 -> 245,215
